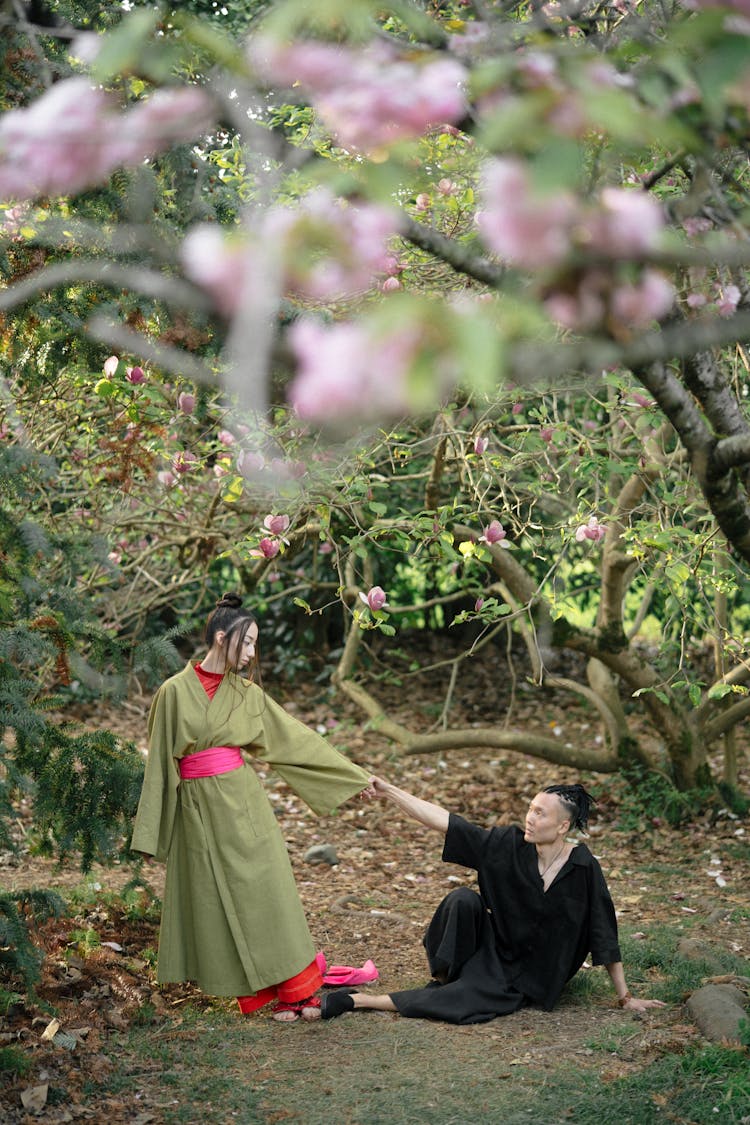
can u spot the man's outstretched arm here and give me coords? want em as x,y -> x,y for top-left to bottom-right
370,776 -> 450,833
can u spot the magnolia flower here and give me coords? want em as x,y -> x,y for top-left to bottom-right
716,285 -> 741,318
359,585 -> 389,612
237,450 -> 265,477
250,537 -> 281,559
415,193 -> 431,211
126,366 -> 145,385
479,520 -> 511,547
173,450 -> 198,474
178,391 -> 196,414
264,513 -> 291,538
474,597 -> 485,612
473,435 -> 489,455
217,429 -> 235,446
157,470 -> 177,488
575,516 -> 607,543
103,355 -> 119,377
382,276 -> 402,292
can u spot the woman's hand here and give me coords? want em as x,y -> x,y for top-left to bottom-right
623,996 -> 666,1012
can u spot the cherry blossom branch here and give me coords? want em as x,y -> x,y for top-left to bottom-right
399,216 -> 505,287
0,261 -> 211,314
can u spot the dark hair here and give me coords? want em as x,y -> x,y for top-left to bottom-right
205,593 -> 258,676
543,784 -> 596,832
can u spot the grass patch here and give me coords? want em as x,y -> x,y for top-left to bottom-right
551,1044 -> 750,1125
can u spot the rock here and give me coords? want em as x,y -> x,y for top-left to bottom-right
686,983 -> 748,1044
303,844 -> 339,866
677,937 -> 725,971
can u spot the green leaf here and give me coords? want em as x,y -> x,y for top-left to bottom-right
688,683 -> 702,707
368,501 -> 387,516
221,476 -> 244,504
90,9 -> 162,83
293,597 -> 312,614
93,378 -> 116,399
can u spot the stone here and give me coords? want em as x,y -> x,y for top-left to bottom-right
686,983 -> 748,1044
303,843 -> 339,866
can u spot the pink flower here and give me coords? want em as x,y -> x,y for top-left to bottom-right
585,188 -> 665,256
511,402 -> 524,416
610,270 -> 674,328
173,451 -> 198,474
437,178 -> 457,195
686,292 -> 708,309
415,193 -> 431,211
359,586 -> 389,612
103,355 -> 119,377
250,537 -> 281,559
479,520 -> 510,547
540,427 -> 554,443
178,391 -> 196,414
263,513 -> 291,537
181,225 -> 259,318
125,366 -> 146,384
288,319 -> 419,422
575,516 -> 607,543
474,597 -> 485,612
217,429 -> 235,446
237,450 -> 265,477
382,276 -> 402,292
319,541 -> 333,555
478,158 -> 577,269
473,435 -> 489,455
716,284 -> 741,318
0,79 -> 214,203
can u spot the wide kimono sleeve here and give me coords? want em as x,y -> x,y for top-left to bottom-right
130,684 -> 183,861
442,813 -> 497,870
251,690 -> 369,816
586,855 -> 622,966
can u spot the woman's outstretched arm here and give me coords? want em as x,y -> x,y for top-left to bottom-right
370,776 -> 450,833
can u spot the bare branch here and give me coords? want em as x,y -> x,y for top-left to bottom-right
0,261 -> 211,314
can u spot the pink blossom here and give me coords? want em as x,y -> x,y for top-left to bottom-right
213,460 -> 230,478
250,537 -> 281,559
479,520 -> 510,547
0,79 -> 214,202
359,585 -> 389,612
511,402 -> 524,416
237,450 -> 266,477
575,516 -> 607,543
288,319 -> 419,423
716,284 -> 741,318
630,393 -> 654,409
382,276 -> 402,292
473,435 -> 489,455
217,429 -> 235,446
125,366 -> 146,385
173,450 -> 198,474
610,271 -> 674,327
103,355 -> 119,377
540,427 -> 554,443
585,188 -> 665,256
478,158 -> 577,269
686,292 -> 708,309
263,513 -> 291,537
252,39 -> 467,151
319,541 -> 333,555
474,597 -> 485,612
178,391 -> 196,414
181,225 -> 258,318
437,178 -> 457,195
415,193 -> 431,211
683,217 -> 713,238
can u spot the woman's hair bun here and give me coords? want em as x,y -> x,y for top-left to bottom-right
216,593 -> 243,609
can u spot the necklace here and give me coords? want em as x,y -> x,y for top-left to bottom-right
538,843 -> 567,879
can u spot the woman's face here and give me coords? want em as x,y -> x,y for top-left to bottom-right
227,622 -> 259,672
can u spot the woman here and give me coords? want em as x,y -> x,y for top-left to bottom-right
131,593 -> 371,1022
322,779 -> 666,1023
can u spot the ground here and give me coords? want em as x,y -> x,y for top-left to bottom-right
1,659 -> 748,1124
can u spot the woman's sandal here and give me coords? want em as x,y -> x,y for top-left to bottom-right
321,988 -> 356,1020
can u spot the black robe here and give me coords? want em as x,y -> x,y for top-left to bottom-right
390,813 -> 622,1024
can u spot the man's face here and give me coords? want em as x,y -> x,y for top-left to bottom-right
524,792 -> 568,846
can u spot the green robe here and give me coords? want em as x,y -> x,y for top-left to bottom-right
131,662 -> 369,997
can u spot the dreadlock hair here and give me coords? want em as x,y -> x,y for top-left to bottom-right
543,783 -> 596,833
205,593 -> 259,679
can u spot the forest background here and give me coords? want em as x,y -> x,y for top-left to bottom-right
0,0 -> 749,1121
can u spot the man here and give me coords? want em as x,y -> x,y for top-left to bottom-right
322,777 -> 665,1024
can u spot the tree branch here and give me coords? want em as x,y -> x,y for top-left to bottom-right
399,216 -> 505,287
0,261 -> 211,314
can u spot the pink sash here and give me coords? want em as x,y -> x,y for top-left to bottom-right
179,745 -> 243,779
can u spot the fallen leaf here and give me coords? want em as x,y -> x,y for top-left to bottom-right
21,1084 -> 48,1113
